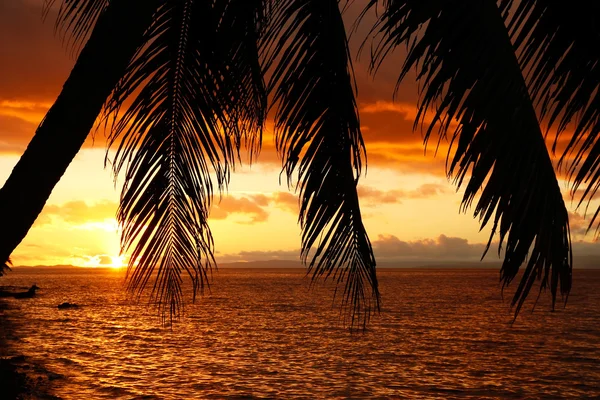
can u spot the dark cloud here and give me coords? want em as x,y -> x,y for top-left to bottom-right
359,105 -> 419,144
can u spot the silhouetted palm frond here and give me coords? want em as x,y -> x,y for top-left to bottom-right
214,0 -> 270,158
264,0 -> 379,328
509,1 -> 600,231
43,0 -> 110,54
104,0 -> 267,322
1,258 -> 12,276
369,0 -> 572,316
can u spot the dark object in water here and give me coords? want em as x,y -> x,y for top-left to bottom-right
13,284 -> 39,299
57,302 -> 79,309
0,284 -> 39,299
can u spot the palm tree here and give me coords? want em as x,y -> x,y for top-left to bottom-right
0,0 -> 592,326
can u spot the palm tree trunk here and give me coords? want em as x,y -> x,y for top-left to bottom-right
0,0 -> 160,264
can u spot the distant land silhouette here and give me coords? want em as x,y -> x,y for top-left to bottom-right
11,256 -> 600,270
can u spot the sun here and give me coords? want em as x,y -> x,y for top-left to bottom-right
109,255 -> 126,269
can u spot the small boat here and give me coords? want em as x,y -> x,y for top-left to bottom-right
9,284 -> 39,299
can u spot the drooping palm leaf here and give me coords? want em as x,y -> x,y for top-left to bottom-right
264,0 -> 379,328
368,0 -> 572,316
104,0 -> 267,321
508,1 -> 600,230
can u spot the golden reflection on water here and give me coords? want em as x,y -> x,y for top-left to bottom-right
2,268 -> 600,399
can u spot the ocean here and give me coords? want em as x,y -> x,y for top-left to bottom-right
1,267 -> 599,399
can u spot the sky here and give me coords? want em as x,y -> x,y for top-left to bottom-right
1,1 -> 599,268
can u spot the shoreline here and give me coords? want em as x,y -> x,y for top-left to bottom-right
0,299 -> 61,400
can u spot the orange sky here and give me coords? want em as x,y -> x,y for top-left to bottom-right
1,1 -> 599,267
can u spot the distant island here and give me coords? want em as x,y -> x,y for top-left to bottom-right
9,256 -> 600,270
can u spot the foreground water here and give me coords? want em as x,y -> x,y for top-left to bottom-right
1,267 -> 599,399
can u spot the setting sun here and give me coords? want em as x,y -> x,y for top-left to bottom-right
109,255 -> 125,269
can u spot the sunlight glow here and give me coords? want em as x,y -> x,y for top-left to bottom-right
81,254 -> 126,269
109,255 -> 126,269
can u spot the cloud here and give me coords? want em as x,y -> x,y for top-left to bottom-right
271,191 -> 299,213
564,188 -> 600,205
33,193 -> 296,229
63,253 -> 119,267
0,2 -> 73,102
12,239 -> 115,267
0,1 -> 428,177
373,233 -> 600,267
0,114 -> 37,153
410,183 -> 452,198
217,230 -> 600,267
36,200 -> 117,225
0,99 -> 114,154
0,100 -> 51,122
209,191 -> 299,224
359,102 -> 420,144
210,195 -> 270,223
358,186 -> 404,204
568,211 -> 591,237
358,183 -> 451,205
372,234 -> 488,261
217,233 -> 490,263
217,249 -> 301,263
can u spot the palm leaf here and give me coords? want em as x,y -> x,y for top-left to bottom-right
105,0 -> 267,322
264,0 -> 379,328
1,258 -> 12,277
43,0 -> 110,54
368,0 -> 572,317
214,0 -> 270,159
508,1 -> 600,231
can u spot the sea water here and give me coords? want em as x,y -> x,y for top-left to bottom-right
1,267 -> 599,399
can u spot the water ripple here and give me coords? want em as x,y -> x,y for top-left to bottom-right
2,268 -> 600,399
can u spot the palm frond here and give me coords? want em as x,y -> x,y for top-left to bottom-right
264,0 -> 379,328
214,0 -> 270,159
105,0 -> 267,322
1,258 -> 12,277
508,1 -> 600,231
43,0 -> 110,54
368,0 -> 572,316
